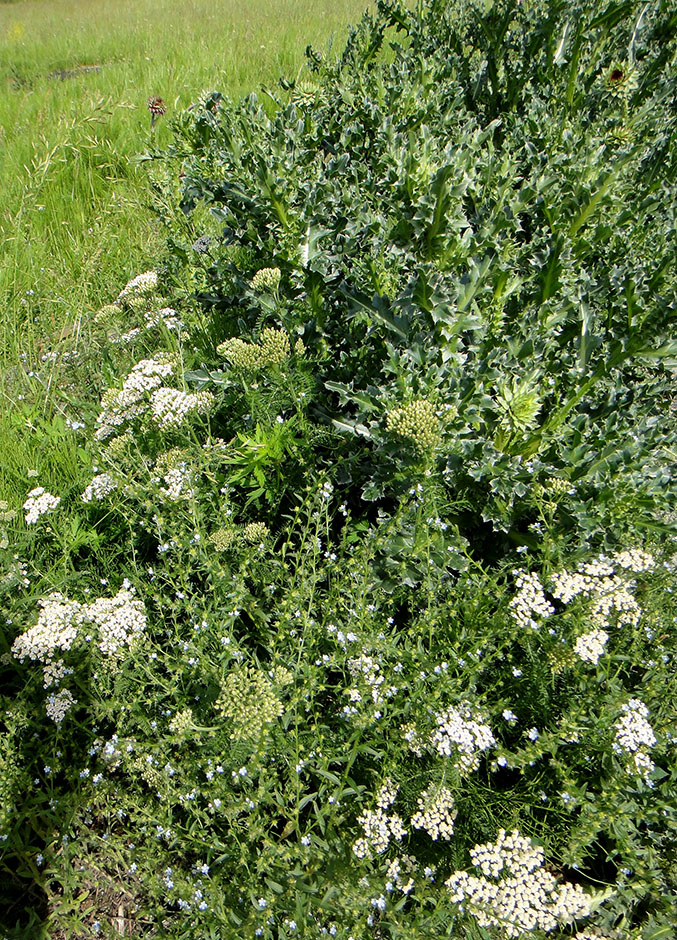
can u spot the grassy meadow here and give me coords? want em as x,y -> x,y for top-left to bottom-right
0,0 -> 371,369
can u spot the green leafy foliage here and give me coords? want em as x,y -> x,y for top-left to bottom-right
161,0 -> 676,548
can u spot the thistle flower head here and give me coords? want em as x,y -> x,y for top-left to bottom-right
602,62 -> 639,100
147,96 -> 166,128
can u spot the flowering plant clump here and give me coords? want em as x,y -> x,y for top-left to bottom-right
3,0 -> 677,937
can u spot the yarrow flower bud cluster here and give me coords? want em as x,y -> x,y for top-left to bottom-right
352,779 -> 407,859
81,472 -> 118,503
613,698 -> 656,781
429,702 -> 496,773
23,488 -> 60,524
411,786 -> 457,840
242,522 -> 269,544
386,400 -> 440,451
543,476 -> 572,500
446,829 -> 593,937
509,571 -> 555,630
208,527 -> 236,552
251,267 -> 281,292
217,328 -> 290,371
169,708 -> 195,737
216,666 -> 284,741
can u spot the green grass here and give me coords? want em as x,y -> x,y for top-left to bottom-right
0,0 -> 371,375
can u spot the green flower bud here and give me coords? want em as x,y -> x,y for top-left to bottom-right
216,666 -> 283,741
251,267 -> 281,292
386,399 -> 440,451
242,522 -> 270,544
209,527 -> 236,552
169,707 -> 194,736
259,328 -> 290,366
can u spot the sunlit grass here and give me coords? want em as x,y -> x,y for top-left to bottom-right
0,0 -> 371,374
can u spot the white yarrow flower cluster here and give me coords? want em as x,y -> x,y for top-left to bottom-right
11,585 -> 148,715
117,270 -> 158,302
95,355 -> 175,440
42,659 -> 72,689
23,487 -> 60,524
11,594 -> 82,664
145,307 -> 184,332
509,571 -> 555,630
82,472 -> 118,503
352,779 -> 406,859
574,628 -> 609,665
411,786 -> 457,840
45,688 -> 77,724
446,829 -> 593,937
161,464 -> 195,501
150,387 -> 214,428
86,586 -> 147,655
384,855 -> 417,895
612,548 -> 655,572
430,702 -> 496,773
550,549 -> 652,629
613,699 -> 656,781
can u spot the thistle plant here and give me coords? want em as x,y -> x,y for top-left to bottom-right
147,95 -> 167,130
